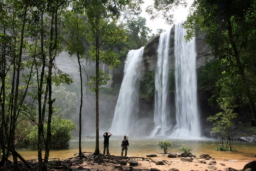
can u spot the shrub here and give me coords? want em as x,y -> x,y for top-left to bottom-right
158,140 -> 172,154
179,146 -> 192,156
208,98 -> 237,151
27,115 -> 76,149
15,120 -> 33,147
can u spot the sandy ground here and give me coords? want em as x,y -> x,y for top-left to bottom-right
68,157 -> 250,171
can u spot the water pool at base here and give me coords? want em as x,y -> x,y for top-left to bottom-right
17,137 -> 256,161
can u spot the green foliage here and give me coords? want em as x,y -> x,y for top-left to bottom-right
140,71 -> 155,101
52,70 -> 73,86
158,140 -> 172,154
215,141 -> 237,152
15,120 -> 33,147
146,0 -> 186,24
197,59 -> 221,91
179,146 -> 192,156
88,69 -> 110,92
62,11 -> 87,58
27,116 -> 76,149
184,0 -> 256,122
125,17 -> 151,48
208,98 -> 237,151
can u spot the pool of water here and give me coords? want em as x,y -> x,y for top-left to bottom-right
17,136 -> 256,161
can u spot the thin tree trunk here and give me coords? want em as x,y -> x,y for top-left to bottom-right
44,9 -> 57,167
37,11 -> 46,170
0,27 -> 7,166
94,31 -> 100,155
11,5 -> 28,166
78,52 -> 84,157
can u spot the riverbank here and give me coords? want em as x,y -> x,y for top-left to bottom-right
2,153 -> 252,171
67,159 -> 248,171
61,154 -> 250,171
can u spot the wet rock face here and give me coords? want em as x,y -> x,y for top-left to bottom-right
142,25 -> 213,75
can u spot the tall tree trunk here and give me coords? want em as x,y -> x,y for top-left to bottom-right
227,19 -> 256,123
0,27 -> 7,166
78,52 -> 84,158
11,5 -> 28,167
94,31 -> 100,155
44,9 -> 58,168
37,11 -> 46,170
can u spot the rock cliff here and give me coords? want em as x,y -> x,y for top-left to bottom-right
142,25 -> 213,76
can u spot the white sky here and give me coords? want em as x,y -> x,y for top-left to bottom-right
140,0 -> 194,34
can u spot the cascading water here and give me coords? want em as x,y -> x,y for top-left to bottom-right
150,29 -> 171,136
171,22 -> 201,138
110,47 -> 144,135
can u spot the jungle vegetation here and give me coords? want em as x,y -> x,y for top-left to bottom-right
1,0 -> 256,170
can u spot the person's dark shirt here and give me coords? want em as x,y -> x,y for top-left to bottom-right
103,134 -> 111,144
121,139 -> 129,146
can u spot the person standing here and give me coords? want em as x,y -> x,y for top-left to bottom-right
121,135 -> 129,157
103,132 -> 112,155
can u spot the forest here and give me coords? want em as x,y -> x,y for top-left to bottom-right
1,0 -> 256,170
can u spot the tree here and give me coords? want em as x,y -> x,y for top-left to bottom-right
0,0 -> 32,168
184,0 -> 256,124
24,0 -> 71,169
125,17 -> 151,48
146,0 -> 186,24
62,11 -> 87,158
158,140 -> 172,154
208,98 -> 237,151
81,0 -> 143,155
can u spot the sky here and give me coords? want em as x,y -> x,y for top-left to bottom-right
140,0 -> 194,34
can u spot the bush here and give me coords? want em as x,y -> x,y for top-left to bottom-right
158,140 -> 172,154
27,116 -> 76,149
15,120 -> 33,147
179,146 -> 192,156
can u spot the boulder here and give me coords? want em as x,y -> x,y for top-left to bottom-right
119,160 -> 127,165
168,154 -> 177,158
198,159 -> 206,164
150,168 -> 161,171
245,169 -> 252,171
225,167 -> 238,171
156,161 -> 165,165
146,154 -> 157,157
208,165 -> 217,170
181,157 -> 193,162
115,164 -> 121,168
238,137 -> 256,143
129,160 -> 138,166
243,161 -> 256,171
169,168 -> 179,171
209,161 -> 217,165
77,166 -> 84,170
199,154 -> 212,160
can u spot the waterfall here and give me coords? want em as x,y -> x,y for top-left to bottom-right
171,22 -> 201,138
150,29 -> 171,136
110,47 -> 144,135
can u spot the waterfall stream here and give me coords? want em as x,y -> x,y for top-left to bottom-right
171,22 -> 201,138
110,47 -> 144,135
150,29 -> 171,136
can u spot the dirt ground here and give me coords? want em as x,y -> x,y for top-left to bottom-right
67,156 -> 250,171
